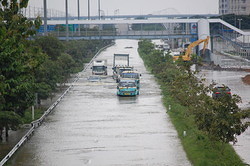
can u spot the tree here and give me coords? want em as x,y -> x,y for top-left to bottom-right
35,36 -> 65,60
138,39 -> 249,146
0,0 -> 42,137
0,111 -> 22,139
58,53 -> 76,77
194,92 -> 249,145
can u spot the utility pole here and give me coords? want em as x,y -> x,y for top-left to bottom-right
98,0 -> 101,20
65,0 -> 69,41
238,18 -> 242,29
77,0 -> 80,20
43,0 -> 47,35
88,0 -> 90,20
77,0 -> 80,36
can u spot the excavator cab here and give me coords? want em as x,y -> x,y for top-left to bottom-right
173,36 -> 210,62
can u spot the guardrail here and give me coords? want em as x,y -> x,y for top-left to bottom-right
0,42 -> 114,166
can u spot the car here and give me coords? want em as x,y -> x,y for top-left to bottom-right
87,75 -> 101,82
124,46 -> 133,49
212,86 -> 231,99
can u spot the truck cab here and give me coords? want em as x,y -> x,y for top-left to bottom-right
117,79 -> 139,96
112,65 -> 134,82
92,60 -> 107,75
118,71 -> 140,88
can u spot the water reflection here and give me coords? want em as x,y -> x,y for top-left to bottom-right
117,96 -> 138,104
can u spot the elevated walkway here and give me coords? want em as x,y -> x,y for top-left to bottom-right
209,19 -> 250,59
37,18 -> 250,59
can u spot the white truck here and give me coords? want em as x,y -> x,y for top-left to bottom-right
91,59 -> 107,75
112,54 -> 133,81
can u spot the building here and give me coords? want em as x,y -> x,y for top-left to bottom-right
219,0 -> 250,15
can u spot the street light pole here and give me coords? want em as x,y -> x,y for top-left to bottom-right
237,18 -> 242,29
77,0 -> 80,36
77,0 -> 80,20
65,0 -> 69,41
114,9 -> 119,20
98,0 -> 101,20
43,0 -> 47,35
88,0 -> 90,20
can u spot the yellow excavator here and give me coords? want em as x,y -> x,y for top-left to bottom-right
173,36 -> 210,61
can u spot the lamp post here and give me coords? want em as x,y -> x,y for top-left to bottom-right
77,0 -> 80,20
88,0 -> 90,20
237,18 -> 242,29
114,9 -> 119,20
77,0 -> 80,36
65,0 -> 69,41
98,0 -> 101,20
43,0 -> 47,35
100,10 -> 105,19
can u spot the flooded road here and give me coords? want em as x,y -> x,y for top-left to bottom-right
199,53 -> 250,164
10,40 -> 191,166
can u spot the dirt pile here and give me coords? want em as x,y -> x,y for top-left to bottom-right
242,74 -> 250,85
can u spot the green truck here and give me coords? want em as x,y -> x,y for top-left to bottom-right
117,79 -> 139,96
118,71 -> 141,88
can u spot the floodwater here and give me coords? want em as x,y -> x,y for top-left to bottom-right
9,40 -> 191,166
0,128 -> 28,160
198,53 -> 250,164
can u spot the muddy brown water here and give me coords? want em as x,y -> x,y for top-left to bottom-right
7,40 -> 191,166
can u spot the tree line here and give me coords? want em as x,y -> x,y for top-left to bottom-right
0,0 -> 111,139
138,39 -> 250,165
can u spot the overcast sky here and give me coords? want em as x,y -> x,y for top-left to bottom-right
28,0 -> 219,16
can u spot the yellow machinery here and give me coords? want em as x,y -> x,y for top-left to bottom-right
173,36 -> 210,61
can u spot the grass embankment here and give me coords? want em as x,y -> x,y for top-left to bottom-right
138,40 -> 246,166
162,91 -> 244,166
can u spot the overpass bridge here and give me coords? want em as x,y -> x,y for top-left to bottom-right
36,18 -> 250,59
43,14 -> 220,20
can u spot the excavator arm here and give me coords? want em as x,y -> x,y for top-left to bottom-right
202,37 -> 209,55
183,36 -> 210,61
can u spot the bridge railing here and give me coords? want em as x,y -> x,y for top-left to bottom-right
211,20 -> 250,49
37,29 -> 195,39
217,31 -> 250,48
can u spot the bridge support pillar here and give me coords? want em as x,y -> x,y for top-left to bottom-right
198,19 -> 211,61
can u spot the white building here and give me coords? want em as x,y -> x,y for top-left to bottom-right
219,0 -> 250,15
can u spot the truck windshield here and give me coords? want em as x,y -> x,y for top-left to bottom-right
119,68 -> 133,73
93,66 -> 105,71
119,82 -> 136,87
121,73 -> 139,79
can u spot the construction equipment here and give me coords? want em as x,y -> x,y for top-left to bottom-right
173,36 -> 210,61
